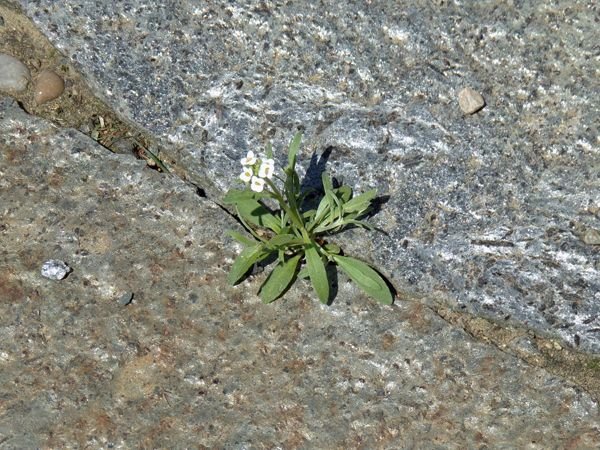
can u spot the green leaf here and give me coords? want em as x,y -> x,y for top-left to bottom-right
311,192 -> 333,230
227,244 -> 272,285
343,189 -> 377,214
142,147 -> 170,173
305,243 -> 329,303
314,194 -> 331,219
223,188 -> 271,205
335,185 -> 353,203
236,200 -> 281,233
223,188 -> 254,204
284,170 -> 300,208
343,218 -> 375,231
323,243 -> 341,255
303,209 -> 316,221
322,172 -> 344,220
321,171 -> 334,193
287,131 -> 302,170
266,234 -> 304,249
227,230 -> 257,246
282,169 -> 304,230
333,255 -> 393,305
259,254 -> 302,303
265,141 -> 274,159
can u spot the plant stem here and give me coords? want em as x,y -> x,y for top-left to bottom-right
265,178 -> 306,234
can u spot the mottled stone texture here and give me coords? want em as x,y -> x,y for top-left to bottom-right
1,96 -> 599,449
18,1 -> 600,351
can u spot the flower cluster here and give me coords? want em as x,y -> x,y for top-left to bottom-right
239,151 -> 275,192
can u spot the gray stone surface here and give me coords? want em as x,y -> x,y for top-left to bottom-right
1,95 -> 599,448
18,1 -> 600,354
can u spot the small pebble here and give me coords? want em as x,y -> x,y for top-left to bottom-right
0,53 -> 31,92
34,69 -> 65,104
41,260 -> 71,280
553,341 -> 562,351
117,292 -> 134,306
111,137 -> 138,155
582,228 -> 600,245
0,15 -> 4,27
458,86 -> 485,114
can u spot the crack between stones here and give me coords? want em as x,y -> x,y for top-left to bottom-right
426,301 -> 600,405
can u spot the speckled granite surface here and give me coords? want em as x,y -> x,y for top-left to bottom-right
1,97 -> 599,447
17,0 -> 600,353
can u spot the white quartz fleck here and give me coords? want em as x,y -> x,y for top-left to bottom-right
41,260 -> 71,280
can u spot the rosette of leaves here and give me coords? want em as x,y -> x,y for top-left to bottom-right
223,132 -> 393,305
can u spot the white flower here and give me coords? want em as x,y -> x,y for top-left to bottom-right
250,176 -> 265,192
239,167 -> 253,182
258,158 -> 275,179
241,151 -> 257,166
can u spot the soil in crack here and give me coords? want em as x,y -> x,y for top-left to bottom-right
0,1 -> 168,171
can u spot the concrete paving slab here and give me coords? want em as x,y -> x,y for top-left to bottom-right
16,0 -> 600,353
1,96 -> 599,448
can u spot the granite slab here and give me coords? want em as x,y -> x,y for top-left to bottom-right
2,96 -> 599,447
17,0 -> 600,352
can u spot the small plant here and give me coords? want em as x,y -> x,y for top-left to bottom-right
223,132 -> 393,305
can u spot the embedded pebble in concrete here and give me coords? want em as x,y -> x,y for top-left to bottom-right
117,291 -> 134,306
0,53 -> 30,91
458,86 -> 486,114
33,69 -> 64,104
40,259 -> 71,280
